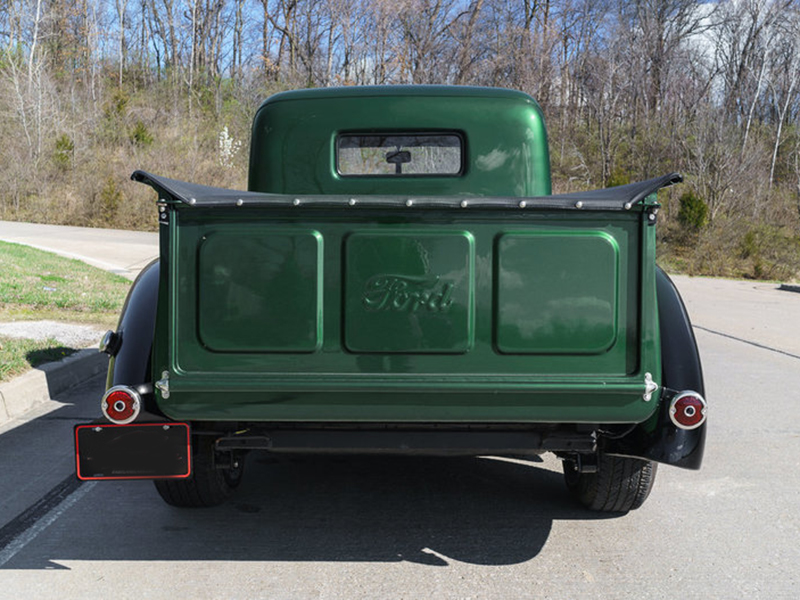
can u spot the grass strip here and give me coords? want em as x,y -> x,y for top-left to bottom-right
0,240 -> 131,383
0,337 -> 78,381
0,240 -> 130,313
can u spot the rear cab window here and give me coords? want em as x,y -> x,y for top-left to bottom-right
337,133 -> 464,176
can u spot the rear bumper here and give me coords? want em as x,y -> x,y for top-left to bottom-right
74,409 -> 704,483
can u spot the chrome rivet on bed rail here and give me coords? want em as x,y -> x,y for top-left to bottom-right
236,199 -> 244,207
293,198 -> 301,206
575,201 -> 583,209
406,200 -> 413,207
189,198 -> 197,205
519,201 -> 527,208
349,199 -> 357,206
624,202 -> 633,210
460,200 -> 468,208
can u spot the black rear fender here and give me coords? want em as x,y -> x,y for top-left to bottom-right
604,267 -> 706,469
107,260 -> 159,390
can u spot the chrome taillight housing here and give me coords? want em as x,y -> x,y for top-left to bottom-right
669,391 -> 707,430
101,386 -> 142,424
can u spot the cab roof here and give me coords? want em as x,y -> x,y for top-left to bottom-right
259,85 -> 539,106
249,85 -> 552,197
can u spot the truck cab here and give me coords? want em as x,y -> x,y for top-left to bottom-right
76,86 -> 706,512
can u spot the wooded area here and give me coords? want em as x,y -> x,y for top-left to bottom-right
1,0 -> 799,279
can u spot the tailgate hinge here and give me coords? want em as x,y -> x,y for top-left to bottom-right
157,202 -> 170,225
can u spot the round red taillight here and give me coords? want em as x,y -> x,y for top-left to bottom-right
101,386 -> 141,424
669,391 -> 707,430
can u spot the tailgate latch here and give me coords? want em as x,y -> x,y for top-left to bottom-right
155,371 -> 170,399
643,372 -> 658,402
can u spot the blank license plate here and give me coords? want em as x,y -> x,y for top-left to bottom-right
75,422 -> 191,480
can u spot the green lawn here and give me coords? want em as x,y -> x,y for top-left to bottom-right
0,240 -> 131,382
0,337 -> 79,381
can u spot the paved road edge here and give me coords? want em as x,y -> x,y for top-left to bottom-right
0,350 -> 108,426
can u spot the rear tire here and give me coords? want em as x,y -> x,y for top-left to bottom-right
563,453 -> 657,512
154,438 -> 244,508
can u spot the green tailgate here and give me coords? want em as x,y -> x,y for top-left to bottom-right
152,206 -> 660,425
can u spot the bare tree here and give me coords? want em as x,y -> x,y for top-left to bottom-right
455,0 -> 485,84
714,0 -> 789,121
231,0 -> 244,81
576,43 -> 629,186
28,0 -> 43,89
116,0 -> 130,86
395,0 -> 464,84
625,0 -> 714,114
767,15 -> 800,190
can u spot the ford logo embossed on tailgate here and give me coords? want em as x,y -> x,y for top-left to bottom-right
363,275 -> 454,313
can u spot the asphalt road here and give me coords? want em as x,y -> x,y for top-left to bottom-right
0,221 -> 158,280
0,223 -> 799,597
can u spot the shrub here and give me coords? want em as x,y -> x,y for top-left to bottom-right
129,120 -> 154,147
606,168 -> 631,188
98,176 -> 123,225
54,134 -> 74,170
738,224 -> 800,280
677,190 -> 708,230
105,88 -> 129,119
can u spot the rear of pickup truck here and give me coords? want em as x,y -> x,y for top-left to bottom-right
155,187 -> 659,427
75,86 -> 705,512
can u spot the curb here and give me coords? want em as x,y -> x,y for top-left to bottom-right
0,349 -> 108,426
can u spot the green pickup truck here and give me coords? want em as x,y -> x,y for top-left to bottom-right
75,86 -> 706,512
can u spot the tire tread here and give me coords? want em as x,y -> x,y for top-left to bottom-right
564,453 -> 657,512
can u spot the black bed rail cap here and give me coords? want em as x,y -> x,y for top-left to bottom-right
132,170 -> 682,211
